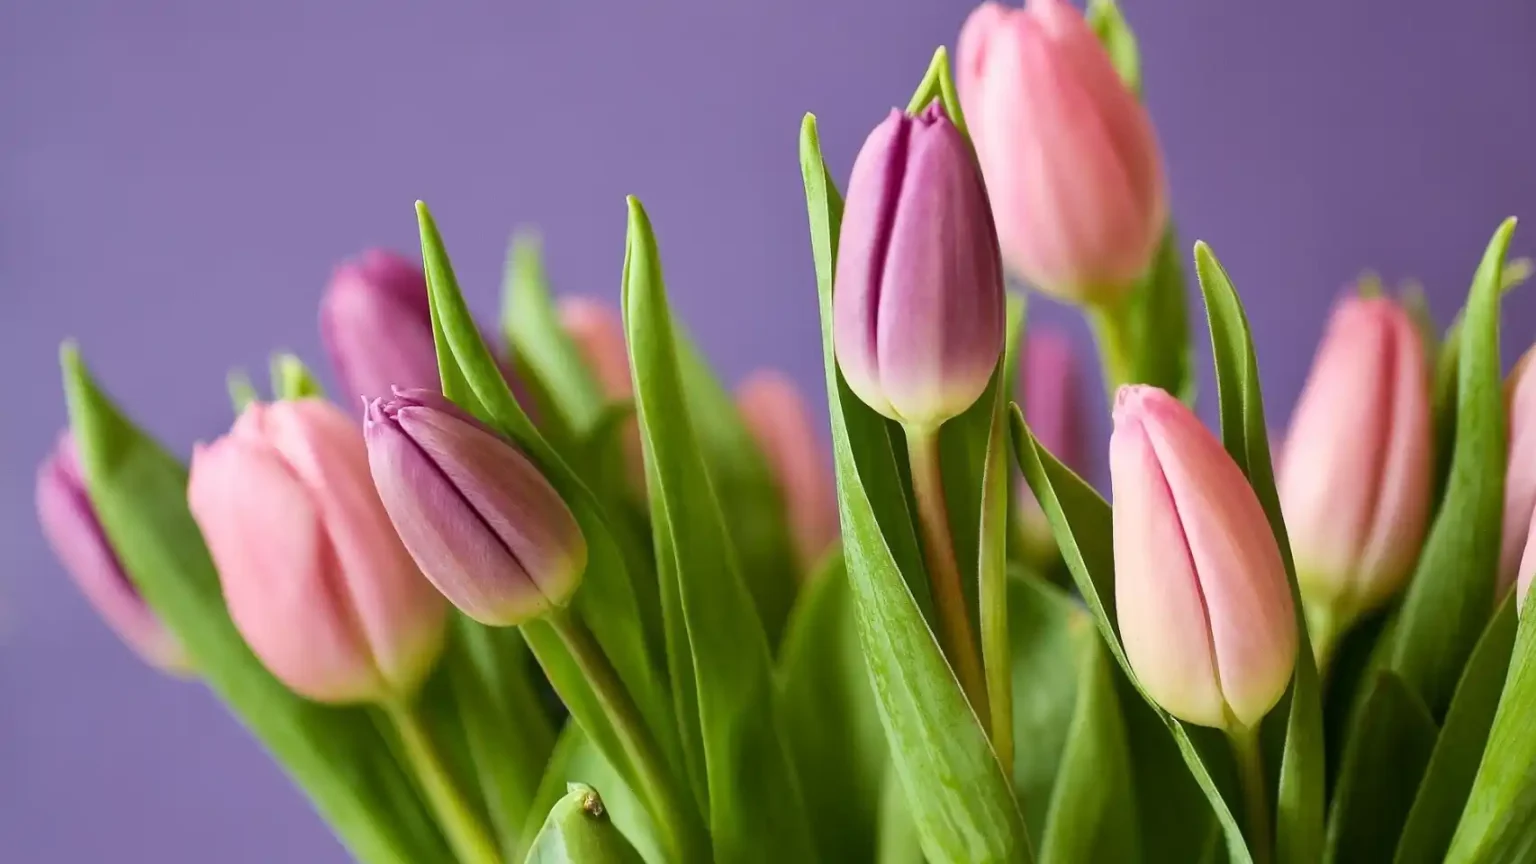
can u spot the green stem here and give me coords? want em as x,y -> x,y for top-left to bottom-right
1088,299 -> 1136,403
904,426 -> 990,722
980,512 -> 1013,774
549,610 -> 708,863
1305,601 -> 1344,683
385,701 -> 504,864
1229,722 -> 1272,864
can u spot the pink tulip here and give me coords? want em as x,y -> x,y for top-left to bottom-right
321,250 -> 440,402
1501,344 -> 1536,597
1112,386 -> 1296,729
736,371 -> 840,570
189,399 -> 447,703
1016,329 -> 1084,552
958,0 -> 1167,306
36,432 -> 190,674
1279,296 -> 1432,626
559,297 -> 633,402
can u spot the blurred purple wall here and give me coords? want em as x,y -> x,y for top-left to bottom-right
4,0 -> 1536,860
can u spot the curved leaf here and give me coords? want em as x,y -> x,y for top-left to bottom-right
803,114 -> 1030,863
61,347 -> 449,864
1194,242 -> 1325,864
1388,218 -> 1516,716
623,196 -> 815,863
526,725 -> 665,864
779,551 -> 888,863
1395,597 -> 1517,864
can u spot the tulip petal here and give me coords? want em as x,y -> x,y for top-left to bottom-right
189,436 -> 385,703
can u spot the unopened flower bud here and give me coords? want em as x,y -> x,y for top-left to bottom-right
1112,386 -> 1296,730
737,370 -> 839,570
366,389 -> 586,626
958,0 -> 1167,305
1015,329 -> 1084,557
1279,296 -> 1432,627
189,400 -> 447,703
1501,343 -> 1536,596
36,432 -> 190,674
833,103 -> 1005,430
321,250 -> 440,402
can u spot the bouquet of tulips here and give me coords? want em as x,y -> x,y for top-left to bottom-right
35,1 -> 1536,862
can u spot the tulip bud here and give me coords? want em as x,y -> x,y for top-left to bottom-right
189,400 -> 447,703
833,103 -> 1005,430
1279,297 -> 1432,629
1501,343 -> 1536,596
737,370 -> 840,570
36,432 -> 190,674
1016,329 -> 1085,555
366,389 -> 586,626
559,297 -> 633,402
958,0 -> 1167,306
1112,386 -> 1296,730
321,250 -> 440,402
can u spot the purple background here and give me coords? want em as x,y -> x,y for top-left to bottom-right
5,0 -> 1536,860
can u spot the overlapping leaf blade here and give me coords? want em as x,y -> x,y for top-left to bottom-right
524,783 -> 645,864
526,726 -> 665,864
622,196 -> 815,863
802,114 -> 1030,863
1194,243 -> 1325,864
61,347 -> 449,864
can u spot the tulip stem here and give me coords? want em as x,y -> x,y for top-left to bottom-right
385,701 -> 505,864
1088,300 -> 1136,401
904,426 -> 991,721
1229,722 -> 1272,864
1305,601 -> 1343,679
548,610 -> 707,864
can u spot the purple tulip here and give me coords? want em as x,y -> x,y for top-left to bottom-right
832,103 -> 1006,430
36,432 -> 190,674
321,250 -> 440,403
365,389 -> 585,626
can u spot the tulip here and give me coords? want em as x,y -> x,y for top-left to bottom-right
958,0 -> 1167,306
832,102 -> 1005,431
36,432 -> 190,674
1016,329 -> 1084,558
366,389 -> 586,626
1278,296 -> 1431,660
321,249 -> 440,402
559,297 -> 633,402
189,399 -> 447,703
1112,386 -> 1296,730
736,370 -> 839,570
1501,343 -> 1536,597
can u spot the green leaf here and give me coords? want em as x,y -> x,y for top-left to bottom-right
1087,0 -> 1141,95
524,784 -> 645,864
1120,666 -> 1217,863
1445,592 -> 1536,862
527,726 -> 665,864
1128,226 -> 1193,401
675,333 -> 799,643
779,552 -> 888,863
622,195 -> 814,863
447,619 -> 558,860
803,114 -> 1030,863
415,202 -> 675,828
1323,672 -> 1440,862
60,346 -> 448,864
270,352 -> 325,400
1011,411 -> 1250,864
1395,597 -> 1518,864
501,233 -> 609,436
1008,574 -> 1090,841
980,371 -> 1014,774
227,368 -> 259,412
876,767 -> 926,864
905,46 -> 969,140
1389,218 -> 1516,717
1040,633 -> 1139,864
1194,242 -> 1326,864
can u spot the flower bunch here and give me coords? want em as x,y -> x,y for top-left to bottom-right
38,1 -> 1536,862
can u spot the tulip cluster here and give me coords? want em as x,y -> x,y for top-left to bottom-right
33,1 -> 1536,863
